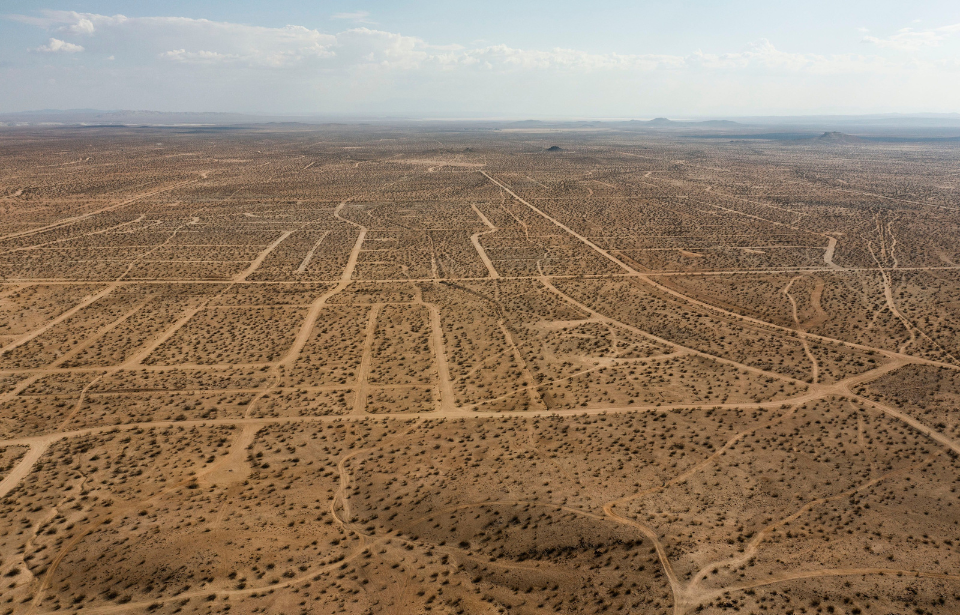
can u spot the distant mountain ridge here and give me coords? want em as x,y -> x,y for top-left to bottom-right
632,118 -> 742,128
2,111 -> 960,137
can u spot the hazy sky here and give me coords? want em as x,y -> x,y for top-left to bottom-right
3,1 -> 960,117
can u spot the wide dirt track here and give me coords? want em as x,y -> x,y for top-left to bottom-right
1,124 -> 960,614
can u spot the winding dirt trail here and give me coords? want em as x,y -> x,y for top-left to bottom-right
800,277 -> 828,330
233,230 -> 293,282
295,231 -> 330,274
280,198 -> 368,369
201,424 -> 258,488
538,274 -> 813,391
3,297 -> 151,430
481,170 -> 959,372
782,276 -> 820,383
0,282 -> 121,358
496,320 -> 545,411
3,356 -> 958,615
602,502 -> 683,605
0,215 -> 147,256
119,304 -> 203,368
682,454 -> 940,609
602,404 -> 800,613
470,203 -> 500,278
2,353 -> 947,500
352,304 -> 382,415
539,270 -> 960,462
823,236 -> 841,270
0,180 -> 198,244
866,239 -> 959,363
0,441 -> 50,501
419,299 -> 457,413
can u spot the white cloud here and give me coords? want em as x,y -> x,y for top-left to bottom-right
686,39 -> 893,75
5,10 -> 960,116
160,49 -> 239,64
65,17 -> 96,35
35,38 -> 84,53
9,9 -> 908,75
862,22 -> 960,51
16,11 -> 336,67
331,11 -> 372,23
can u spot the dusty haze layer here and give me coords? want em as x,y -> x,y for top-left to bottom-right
0,125 -> 960,614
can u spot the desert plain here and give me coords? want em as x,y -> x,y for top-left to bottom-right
0,124 -> 958,614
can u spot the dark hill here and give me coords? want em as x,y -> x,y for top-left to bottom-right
817,131 -> 862,143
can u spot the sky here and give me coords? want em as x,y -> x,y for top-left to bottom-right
2,1 -> 960,118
